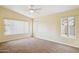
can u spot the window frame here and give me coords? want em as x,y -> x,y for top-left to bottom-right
4,19 -> 30,35
61,16 -> 76,39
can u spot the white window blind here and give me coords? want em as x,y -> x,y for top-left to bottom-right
4,19 -> 29,35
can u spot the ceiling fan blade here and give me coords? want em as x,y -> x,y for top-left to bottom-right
28,5 -> 34,9
33,8 -> 41,10
28,5 -> 41,10
26,5 -> 42,14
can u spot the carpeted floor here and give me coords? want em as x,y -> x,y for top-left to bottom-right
0,37 -> 79,53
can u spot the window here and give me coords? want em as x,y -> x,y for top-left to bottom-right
4,19 -> 29,35
68,16 -> 75,39
61,16 -> 75,39
61,17 -> 68,37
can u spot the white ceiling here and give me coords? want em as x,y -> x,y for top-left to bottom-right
3,5 -> 79,18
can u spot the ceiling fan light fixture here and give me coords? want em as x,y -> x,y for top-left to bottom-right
29,9 -> 34,13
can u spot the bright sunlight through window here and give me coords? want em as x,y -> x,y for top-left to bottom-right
4,19 -> 29,35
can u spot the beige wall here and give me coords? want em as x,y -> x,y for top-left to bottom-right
0,6 -> 32,42
34,8 -> 79,48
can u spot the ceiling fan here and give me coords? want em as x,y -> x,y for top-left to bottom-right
28,5 -> 41,13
